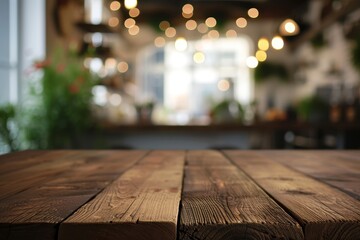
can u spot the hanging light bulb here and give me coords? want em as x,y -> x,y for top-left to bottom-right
279,19 -> 300,36
124,0 -> 137,9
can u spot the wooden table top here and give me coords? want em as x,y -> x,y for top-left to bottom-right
0,150 -> 359,240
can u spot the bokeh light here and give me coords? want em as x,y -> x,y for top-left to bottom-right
236,18 -> 247,28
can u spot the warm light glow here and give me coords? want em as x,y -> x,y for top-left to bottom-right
124,18 -> 136,28
218,79 -> 230,92
175,37 -> 188,51
186,20 -> 197,30
105,58 -> 117,69
182,12 -> 193,19
129,8 -> 140,18
108,17 -> 119,27
285,22 -> 296,33
205,17 -> 217,28
248,8 -> 259,18
258,38 -> 269,51
272,36 -> 284,50
226,29 -> 237,38
124,0 -> 137,9
117,61 -> 129,73
193,52 -> 205,64
128,25 -> 140,35
182,4 -> 194,14
197,23 -> 208,33
246,56 -> 258,68
154,36 -> 166,47
109,93 -> 122,106
110,1 -> 121,11
279,19 -> 300,36
165,27 -> 176,38
255,50 -> 267,62
159,21 -> 170,31
236,17 -> 247,28
208,29 -> 219,39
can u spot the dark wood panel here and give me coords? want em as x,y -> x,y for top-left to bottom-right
0,150 -> 146,240
180,150 -> 303,240
59,150 -> 185,240
258,150 -> 360,200
225,150 -> 360,240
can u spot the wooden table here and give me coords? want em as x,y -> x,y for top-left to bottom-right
0,150 -> 359,240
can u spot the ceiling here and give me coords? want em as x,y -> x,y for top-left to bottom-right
127,0 -> 311,26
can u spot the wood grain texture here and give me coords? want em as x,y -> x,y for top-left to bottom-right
0,150 -> 48,175
59,150 -> 185,240
225,150 -> 360,240
0,150 -> 146,240
257,150 -> 360,200
180,150 -> 303,240
0,151 -> 83,200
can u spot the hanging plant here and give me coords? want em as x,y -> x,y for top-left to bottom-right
311,32 -> 327,49
254,62 -> 289,83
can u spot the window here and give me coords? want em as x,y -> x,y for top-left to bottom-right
138,36 -> 253,124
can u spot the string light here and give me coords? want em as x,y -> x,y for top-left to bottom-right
271,36 -> 284,50
236,18 -> 247,28
110,1 -> 121,11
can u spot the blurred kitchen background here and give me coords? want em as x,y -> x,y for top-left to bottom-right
0,0 -> 360,152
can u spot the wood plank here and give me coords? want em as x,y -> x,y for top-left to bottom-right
0,150 -> 44,164
179,150 -> 303,240
225,150 -> 360,240
0,150 -> 68,175
59,150 -> 185,240
0,150 -> 146,240
258,150 -> 360,200
0,151 -> 87,200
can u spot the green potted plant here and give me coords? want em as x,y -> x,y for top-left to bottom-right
296,95 -> 329,123
24,51 -> 97,149
209,99 -> 244,124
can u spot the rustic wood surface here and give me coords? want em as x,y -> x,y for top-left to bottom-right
59,150 -> 185,240
258,150 -> 360,200
179,150 -> 303,240
0,150 -> 359,240
225,150 -> 360,240
0,150 -> 147,240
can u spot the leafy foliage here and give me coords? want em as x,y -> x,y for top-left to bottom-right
210,99 -> 244,124
254,62 -> 289,83
24,51 -> 97,149
296,95 -> 329,123
0,104 -> 17,151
